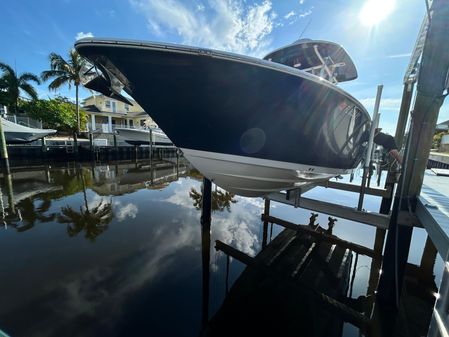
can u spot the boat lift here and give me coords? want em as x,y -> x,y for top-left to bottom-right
260,1 -> 449,335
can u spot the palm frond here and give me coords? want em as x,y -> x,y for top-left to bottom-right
48,52 -> 69,71
41,69 -> 67,81
0,62 -> 15,76
19,82 -> 38,100
19,72 -> 40,85
48,76 -> 70,91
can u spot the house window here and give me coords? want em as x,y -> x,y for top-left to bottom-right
111,101 -> 117,112
129,120 -> 134,127
105,100 -> 111,108
140,119 -> 145,126
125,104 -> 129,112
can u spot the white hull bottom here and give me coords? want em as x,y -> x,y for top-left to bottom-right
182,149 -> 351,197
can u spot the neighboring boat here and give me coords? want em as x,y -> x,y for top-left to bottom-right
1,118 -> 56,144
75,38 -> 371,196
115,127 -> 173,146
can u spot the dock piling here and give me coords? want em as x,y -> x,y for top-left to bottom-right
0,116 -> 11,175
201,178 -> 212,327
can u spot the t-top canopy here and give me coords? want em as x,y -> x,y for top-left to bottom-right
264,39 -> 357,84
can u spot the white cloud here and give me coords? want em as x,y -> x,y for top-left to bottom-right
387,52 -> 412,59
299,9 -> 312,18
129,0 -> 277,56
359,97 -> 402,111
284,11 -> 295,19
282,7 -> 312,25
299,0 -> 305,4
76,31 -> 94,40
115,202 -> 138,221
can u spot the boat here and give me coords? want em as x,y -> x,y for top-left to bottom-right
115,127 -> 173,146
1,117 -> 56,144
75,38 -> 371,197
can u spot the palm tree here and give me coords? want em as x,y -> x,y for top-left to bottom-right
41,49 -> 86,133
0,62 -> 40,114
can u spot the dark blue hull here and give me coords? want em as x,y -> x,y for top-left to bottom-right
76,40 -> 370,171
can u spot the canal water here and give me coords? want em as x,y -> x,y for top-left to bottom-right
0,157 -> 443,337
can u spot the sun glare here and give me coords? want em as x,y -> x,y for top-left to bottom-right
359,0 -> 395,27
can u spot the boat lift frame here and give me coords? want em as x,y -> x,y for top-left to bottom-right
263,1 -> 449,336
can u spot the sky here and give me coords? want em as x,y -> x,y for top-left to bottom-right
1,0 -> 447,134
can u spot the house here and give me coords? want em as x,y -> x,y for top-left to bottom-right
82,95 -> 157,133
436,119 -> 449,132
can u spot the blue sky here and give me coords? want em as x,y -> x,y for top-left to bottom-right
2,0 -> 446,134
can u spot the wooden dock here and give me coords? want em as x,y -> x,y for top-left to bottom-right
205,226 -> 372,337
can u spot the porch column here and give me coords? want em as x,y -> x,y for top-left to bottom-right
108,116 -> 112,133
126,119 -> 130,127
91,114 -> 96,131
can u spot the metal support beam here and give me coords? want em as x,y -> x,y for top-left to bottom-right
267,192 -> 390,229
317,180 -> 391,198
261,214 -> 381,258
359,85 -> 383,210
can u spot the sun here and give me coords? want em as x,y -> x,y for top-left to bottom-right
359,0 -> 396,27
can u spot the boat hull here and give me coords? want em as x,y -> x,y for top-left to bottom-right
76,39 -> 370,196
115,128 -> 172,146
182,148 -> 345,196
1,118 -> 56,144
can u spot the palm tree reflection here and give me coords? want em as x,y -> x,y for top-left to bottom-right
189,187 -> 237,212
12,198 -> 55,232
57,199 -> 113,241
57,165 -> 113,241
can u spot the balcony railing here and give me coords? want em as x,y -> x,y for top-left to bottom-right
87,122 -> 152,133
4,115 -> 43,129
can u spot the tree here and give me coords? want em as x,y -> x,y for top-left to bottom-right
433,131 -> 448,150
20,96 -> 87,132
41,50 -> 87,134
0,62 -> 40,114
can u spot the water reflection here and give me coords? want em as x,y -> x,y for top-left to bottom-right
12,197 -> 55,232
189,187 -> 237,212
0,159 -> 442,337
58,200 -> 113,241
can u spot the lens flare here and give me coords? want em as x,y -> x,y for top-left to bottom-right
359,0 -> 395,27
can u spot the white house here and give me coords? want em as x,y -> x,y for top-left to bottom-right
82,95 -> 157,133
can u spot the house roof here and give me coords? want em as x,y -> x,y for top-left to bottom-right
83,104 -> 101,113
127,111 -> 148,118
437,119 -> 449,131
